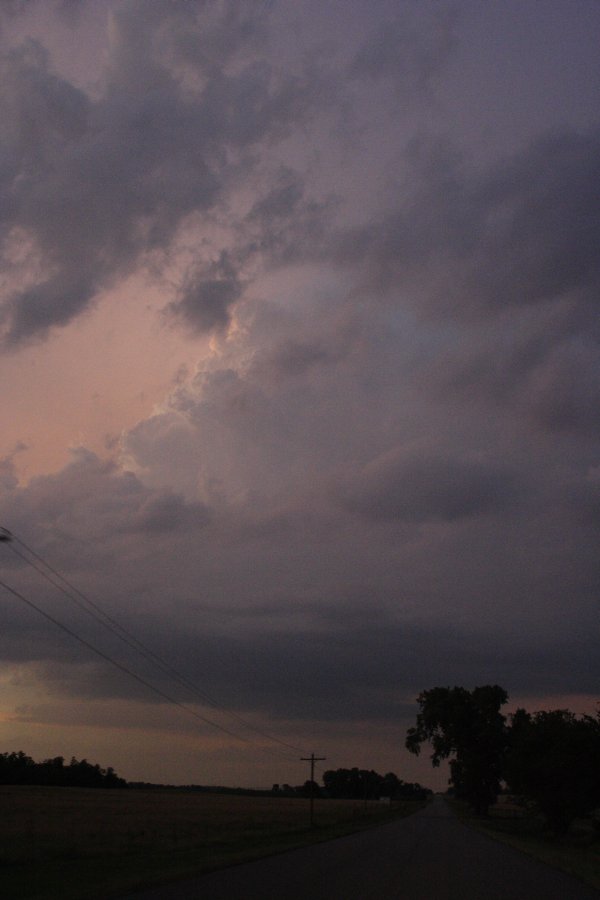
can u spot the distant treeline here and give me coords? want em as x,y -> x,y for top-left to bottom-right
0,751 -> 127,788
272,768 -> 431,801
1,755 -> 428,800
128,782 -> 277,796
320,768 -> 430,801
129,771 -> 431,800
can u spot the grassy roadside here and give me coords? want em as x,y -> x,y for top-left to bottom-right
447,797 -> 600,891
0,786 -> 425,900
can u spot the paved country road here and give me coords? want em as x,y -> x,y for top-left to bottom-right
119,797 -> 599,899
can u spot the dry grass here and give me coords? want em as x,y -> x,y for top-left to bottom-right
0,786 -> 422,899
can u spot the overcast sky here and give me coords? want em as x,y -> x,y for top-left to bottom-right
0,0 -> 599,790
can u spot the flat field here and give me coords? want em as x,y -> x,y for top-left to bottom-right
0,785 -> 423,899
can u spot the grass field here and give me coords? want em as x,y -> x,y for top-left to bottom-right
448,798 -> 600,892
0,785 -> 424,899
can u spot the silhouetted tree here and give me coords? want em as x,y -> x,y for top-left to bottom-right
406,685 -> 508,815
396,781 -> 430,801
379,772 -> 401,797
506,708 -> 600,834
323,768 -> 381,799
321,767 -> 428,801
0,751 -> 35,784
298,779 -> 322,798
0,751 -> 126,788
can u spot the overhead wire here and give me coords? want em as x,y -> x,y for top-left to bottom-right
7,537 -> 303,753
0,575 -> 252,744
0,526 -> 308,760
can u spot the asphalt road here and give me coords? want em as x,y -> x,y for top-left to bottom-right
119,797 -> 599,899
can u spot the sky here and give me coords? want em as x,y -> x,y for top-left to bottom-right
0,0 -> 599,792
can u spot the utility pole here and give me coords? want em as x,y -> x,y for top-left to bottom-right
301,753 -> 326,828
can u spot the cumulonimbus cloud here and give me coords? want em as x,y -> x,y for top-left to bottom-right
0,1 -> 320,346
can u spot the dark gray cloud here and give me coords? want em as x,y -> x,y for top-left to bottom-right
0,1 -> 321,346
0,0 -> 84,18
0,444 -> 25,491
1,0 -> 599,784
0,31 -> 213,343
256,338 -> 337,379
231,167 -> 336,279
127,491 -> 211,535
339,449 -> 517,523
521,340 -> 600,437
337,128 -> 600,319
167,253 -> 243,334
178,623 -> 600,721
1,449 -> 211,564
349,9 -> 457,90
247,167 -> 304,223
326,126 -> 600,440
1,596 -> 597,723
426,321 -> 600,440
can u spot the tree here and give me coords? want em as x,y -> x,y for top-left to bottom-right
322,768 -> 383,800
406,685 -> 508,815
321,767 -> 429,801
0,750 -> 126,788
0,751 -> 35,784
380,772 -> 402,799
298,779 -> 322,798
505,708 -> 600,834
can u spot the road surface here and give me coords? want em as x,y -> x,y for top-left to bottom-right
119,797 -> 598,899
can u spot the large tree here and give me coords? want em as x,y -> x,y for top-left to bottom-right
505,708 -> 600,834
406,685 -> 508,815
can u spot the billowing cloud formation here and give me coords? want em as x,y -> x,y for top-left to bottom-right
340,450 -> 516,523
337,129 -> 600,317
349,9 -> 456,89
326,128 -> 600,442
0,0 -> 319,345
1,0 -> 599,786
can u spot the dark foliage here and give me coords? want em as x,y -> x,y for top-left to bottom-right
406,685 -> 509,815
322,767 -> 429,801
0,751 -> 126,788
406,684 -> 600,833
505,708 -> 600,834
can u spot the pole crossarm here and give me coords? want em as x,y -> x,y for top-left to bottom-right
301,753 -> 326,827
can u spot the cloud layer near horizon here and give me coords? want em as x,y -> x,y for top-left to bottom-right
0,0 -> 599,782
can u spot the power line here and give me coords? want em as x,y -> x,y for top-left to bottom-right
0,527 -> 307,759
8,538 -> 303,753
0,574 -> 251,743
3,527 -> 305,755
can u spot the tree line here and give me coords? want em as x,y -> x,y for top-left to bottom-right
272,769 -> 430,800
406,685 -> 600,833
0,751 -> 126,788
321,768 -> 430,801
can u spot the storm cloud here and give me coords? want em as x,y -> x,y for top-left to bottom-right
0,0 -> 599,787
0,0 -> 320,345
